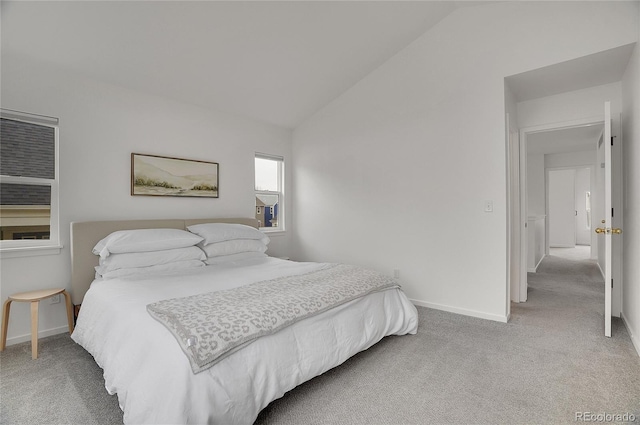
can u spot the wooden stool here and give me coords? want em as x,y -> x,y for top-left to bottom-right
0,288 -> 75,359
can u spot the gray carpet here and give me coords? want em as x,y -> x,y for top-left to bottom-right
2,252 -> 639,424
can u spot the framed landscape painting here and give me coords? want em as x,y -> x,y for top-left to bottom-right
131,153 -> 219,198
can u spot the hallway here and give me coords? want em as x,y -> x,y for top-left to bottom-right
509,247 -> 639,419
519,245 -> 614,336
549,245 -> 591,261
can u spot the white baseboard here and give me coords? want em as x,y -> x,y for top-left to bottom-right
620,312 -> 640,358
527,254 -> 546,273
597,262 -> 605,279
410,299 -> 509,323
535,254 -> 545,270
5,325 -> 70,347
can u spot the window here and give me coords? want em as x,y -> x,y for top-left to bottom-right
585,191 -> 591,230
0,110 -> 60,252
255,153 -> 283,231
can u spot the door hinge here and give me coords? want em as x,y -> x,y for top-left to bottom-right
611,279 -> 614,288
611,136 -> 614,146
612,208 -> 614,218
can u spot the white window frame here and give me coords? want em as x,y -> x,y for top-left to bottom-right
255,153 -> 284,233
0,110 -> 61,256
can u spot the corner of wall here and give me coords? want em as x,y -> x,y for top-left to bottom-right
620,31 -> 640,357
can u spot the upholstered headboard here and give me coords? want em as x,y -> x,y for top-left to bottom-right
70,217 -> 259,306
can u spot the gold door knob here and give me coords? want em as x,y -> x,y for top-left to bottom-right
612,228 -> 622,234
595,227 -> 607,234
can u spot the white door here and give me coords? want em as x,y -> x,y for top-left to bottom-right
597,102 -> 613,337
548,169 -> 576,248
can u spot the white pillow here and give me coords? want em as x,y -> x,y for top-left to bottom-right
93,228 -> 203,258
99,260 -> 205,280
95,246 -> 206,275
201,239 -> 267,258
187,223 -> 269,245
204,252 -> 267,265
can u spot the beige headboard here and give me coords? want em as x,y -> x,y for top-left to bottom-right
70,217 -> 259,306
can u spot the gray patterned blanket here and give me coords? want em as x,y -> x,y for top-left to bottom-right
147,264 -> 400,374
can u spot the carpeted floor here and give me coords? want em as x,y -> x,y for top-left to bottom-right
2,251 -> 639,424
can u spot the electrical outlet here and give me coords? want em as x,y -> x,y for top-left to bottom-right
484,200 -> 494,212
49,294 -> 61,304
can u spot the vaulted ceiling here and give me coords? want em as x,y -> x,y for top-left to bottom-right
1,1 -> 482,129
4,1 -> 635,132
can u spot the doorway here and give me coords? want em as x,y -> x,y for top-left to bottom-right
547,166 -> 593,251
504,44 -> 633,312
513,118 -> 603,303
513,113 -> 623,322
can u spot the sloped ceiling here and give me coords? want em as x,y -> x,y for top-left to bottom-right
506,44 -> 636,103
527,125 -> 603,155
1,1 -> 475,129
508,43 -> 635,156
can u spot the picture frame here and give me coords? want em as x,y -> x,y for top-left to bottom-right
131,153 -> 219,198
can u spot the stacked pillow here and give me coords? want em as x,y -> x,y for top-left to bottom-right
93,228 -> 206,279
187,223 -> 269,265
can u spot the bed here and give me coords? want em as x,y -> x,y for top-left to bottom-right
70,217 -> 419,424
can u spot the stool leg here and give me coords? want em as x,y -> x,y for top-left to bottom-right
0,299 -> 12,351
62,291 -> 74,334
30,301 -> 39,360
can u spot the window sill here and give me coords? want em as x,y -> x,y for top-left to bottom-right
0,245 -> 63,259
260,229 -> 286,237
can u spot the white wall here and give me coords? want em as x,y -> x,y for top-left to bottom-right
621,10 -> 640,356
548,169 -> 576,248
517,83 -> 623,129
527,154 -> 545,216
545,151 -> 598,169
0,53 -> 293,345
292,2 -> 638,322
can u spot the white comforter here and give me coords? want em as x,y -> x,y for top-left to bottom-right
72,257 -> 419,425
